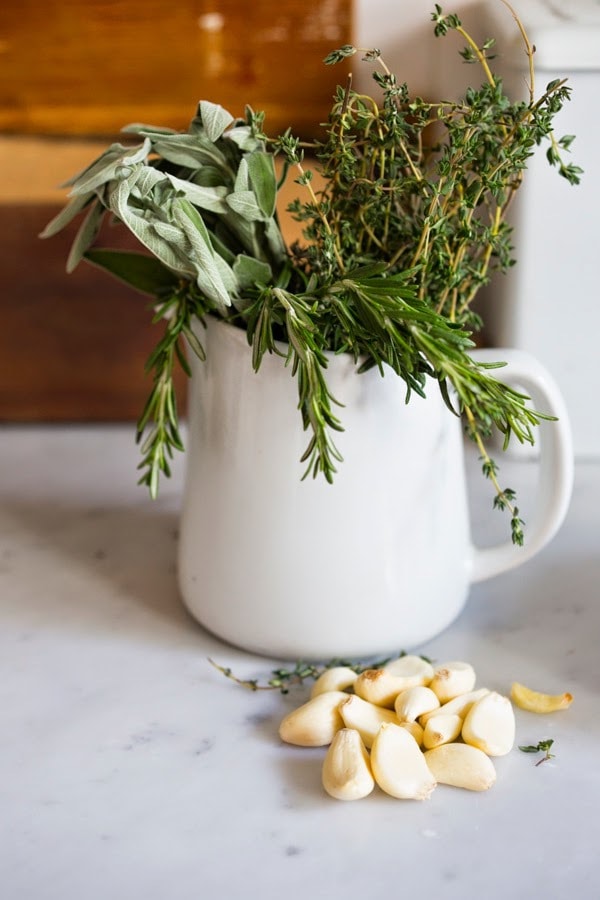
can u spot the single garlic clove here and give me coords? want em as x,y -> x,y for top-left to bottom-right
279,691 -> 348,747
383,654 -> 434,686
422,713 -> 463,750
510,681 -> 573,713
310,666 -> 359,698
354,668 -> 412,708
428,661 -> 477,703
394,685 -> 440,722
322,728 -> 375,801
371,723 -> 437,800
462,691 -> 516,757
424,743 -> 496,791
419,688 -> 490,726
399,719 -> 424,747
339,694 -> 399,749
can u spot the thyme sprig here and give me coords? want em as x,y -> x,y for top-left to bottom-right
519,738 -> 556,766
281,7 -> 577,539
208,651 -> 433,694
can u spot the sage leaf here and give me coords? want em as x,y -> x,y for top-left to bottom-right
39,191 -> 95,239
193,166 -> 227,187
108,171 -> 195,277
225,125 -> 263,152
213,252 -> 240,296
247,151 -> 277,218
134,165 -> 164,197
222,212 -> 264,260
173,199 -> 232,307
122,123 -> 178,136
152,134 -> 227,169
84,249 -> 179,296
263,217 -> 288,260
163,172 -> 228,213
152,220 -> 191,250
67,139 -> 151,196
199,100 -> 235,143
226,190 -> 266,222
233,254 -> 273,290
207,228 -> 237,265
234,157 -> 250,193
66,198 -> 106,273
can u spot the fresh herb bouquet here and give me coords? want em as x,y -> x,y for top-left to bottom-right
43,3 -> 580,544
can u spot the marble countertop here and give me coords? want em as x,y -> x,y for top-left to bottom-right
1,425 -> 598,900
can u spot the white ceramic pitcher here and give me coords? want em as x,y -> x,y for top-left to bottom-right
178,314 -> 573,658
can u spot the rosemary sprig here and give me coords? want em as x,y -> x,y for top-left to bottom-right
136,289 -> 208,498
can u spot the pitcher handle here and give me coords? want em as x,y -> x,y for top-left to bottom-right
469,348 -> 574,583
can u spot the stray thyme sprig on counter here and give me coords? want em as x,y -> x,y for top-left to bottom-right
42,4 -> 579,541
519,738 -> 556,766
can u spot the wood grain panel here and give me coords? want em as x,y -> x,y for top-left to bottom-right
0,0 -> 351,137
0,142 -> 324,421
0,204 -> 175,421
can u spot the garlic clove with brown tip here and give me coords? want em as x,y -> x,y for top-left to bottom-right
422,713 -> 463,750
354,668 -> 411,708
429,661 -> 477,703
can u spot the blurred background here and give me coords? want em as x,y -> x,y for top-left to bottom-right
1,0 -> 597,456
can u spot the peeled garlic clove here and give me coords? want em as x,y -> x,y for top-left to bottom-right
383,655 -> 434,686
310,666 -> 359,698
339,694 -> 398,749
424,743 -> 496,791
322,728 -> 375,801
428,661 -> 477,703
422,713 -> 463,750
419,688 -> 490,726
394,685 -> 440,722
399,719 -> 424,747
462,691 -> 515,757
279,691 -> 348,747
354,669 -> 410,708
371,723 -> 437,800
510,681 -> 573,713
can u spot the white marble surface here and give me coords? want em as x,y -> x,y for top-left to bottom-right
1,425 -> 599,900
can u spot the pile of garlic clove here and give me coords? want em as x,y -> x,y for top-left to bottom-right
278,656 -> 515,800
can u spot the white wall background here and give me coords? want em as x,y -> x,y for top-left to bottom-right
353,0 -> 484,97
